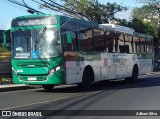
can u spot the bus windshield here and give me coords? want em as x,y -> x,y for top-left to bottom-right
12,28 -> 61,59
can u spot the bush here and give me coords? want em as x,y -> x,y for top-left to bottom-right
0,45 -> 10,53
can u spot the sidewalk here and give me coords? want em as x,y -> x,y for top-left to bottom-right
0,84 -> 36,92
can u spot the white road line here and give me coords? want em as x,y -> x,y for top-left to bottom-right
139,72 -> 160,78
0,87 -> 42,94
0,90 -> 103,110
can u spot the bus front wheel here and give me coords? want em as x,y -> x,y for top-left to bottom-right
77,70 -> 92,90
42,84 -> 54,91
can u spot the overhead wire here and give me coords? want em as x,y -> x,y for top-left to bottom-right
31,0 -> 74,17
1,0 -> 26,12
39,0 -> 87,18
6,0 -> 44,14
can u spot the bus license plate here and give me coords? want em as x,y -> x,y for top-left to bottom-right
28,77 -> 37,81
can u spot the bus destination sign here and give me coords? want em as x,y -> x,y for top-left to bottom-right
12,16 -> 57,27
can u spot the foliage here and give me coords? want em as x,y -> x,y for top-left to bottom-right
39,0 -> 128,24
0,78 -> 12,84
131,4 -> 158,26
0,45 -> 10,53
118,18 -> 158,38
118,3 -> 159,38
63,0 -> 128,24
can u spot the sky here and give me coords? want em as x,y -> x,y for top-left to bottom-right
0,0 -> 144,30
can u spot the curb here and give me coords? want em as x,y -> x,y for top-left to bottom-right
0,84 -> 36,92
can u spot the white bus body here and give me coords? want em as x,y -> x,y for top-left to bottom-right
65,24 -> 153,85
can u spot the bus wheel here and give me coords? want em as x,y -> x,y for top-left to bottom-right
131,66 -> 138,82
125,66 -> 138,82
77,70 -> 92,90
42,84 -> 54,91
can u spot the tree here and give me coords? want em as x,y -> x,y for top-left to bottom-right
118,18 -> 158,38
64,0 -> 128,23
40,0 -> 128,24
132,4 -> 158,26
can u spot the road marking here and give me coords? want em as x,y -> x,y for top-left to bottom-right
139,72 -> 160,78
0,90 -> 103,110
0,87 -> 41,94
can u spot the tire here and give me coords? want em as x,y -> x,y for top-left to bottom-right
125,66 -> 138,82
131,66 -> 138,82
42,84 -> 54,91
77,70 -> 92,90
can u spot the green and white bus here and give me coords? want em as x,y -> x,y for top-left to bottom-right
11,14 -> 153,91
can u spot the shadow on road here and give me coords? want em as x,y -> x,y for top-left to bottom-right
35,74 -> 160,93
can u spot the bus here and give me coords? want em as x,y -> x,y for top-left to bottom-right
11,14 -> 154,91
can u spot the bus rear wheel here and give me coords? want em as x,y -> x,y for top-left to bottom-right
125,66 -> 138,82
131,66 -> 138,82
42,84 -> 54,91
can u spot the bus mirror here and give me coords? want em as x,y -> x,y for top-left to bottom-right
67,33 -> 72,44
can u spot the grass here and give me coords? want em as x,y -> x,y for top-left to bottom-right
0,45 -> 10,53
0,78 -> 12,84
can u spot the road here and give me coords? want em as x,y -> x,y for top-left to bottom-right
1,73 -> 160,119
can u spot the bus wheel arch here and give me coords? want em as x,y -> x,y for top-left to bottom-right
77,65 -> 94,90
84,65 -> 94,82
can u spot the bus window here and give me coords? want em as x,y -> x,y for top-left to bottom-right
133,36 -> 140,53
146,40 -> 153,54
79,28 -> 93,52
93,29 -> 105,51
61,30 -> 78,51
116,32 -> 125,53
125,34 -> 133,53
139,37 -> 146,54
105,31 -> 116,53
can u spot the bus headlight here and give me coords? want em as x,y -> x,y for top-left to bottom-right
49,66 -> 60,76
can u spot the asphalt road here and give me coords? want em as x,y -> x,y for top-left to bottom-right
1,73 -> 160,119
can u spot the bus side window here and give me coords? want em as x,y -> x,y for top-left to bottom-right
93,29 -> 105,51
133,36 -> 140,53
116,32 -> 125,53
61,31 -> 78,51
79,28 -> 93,52
105,31 -> 115,53
139,37 -> 146,54
146,40 -> 153,54
125,34 -> 133,53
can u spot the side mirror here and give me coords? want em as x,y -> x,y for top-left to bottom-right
67,33 -> 72,44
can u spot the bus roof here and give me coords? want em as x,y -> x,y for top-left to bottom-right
99,24 -> 135,35
60,15 -> 99,28
13,14 -> 51,19
134,32 -> 153,40
11,14 -> 99,28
